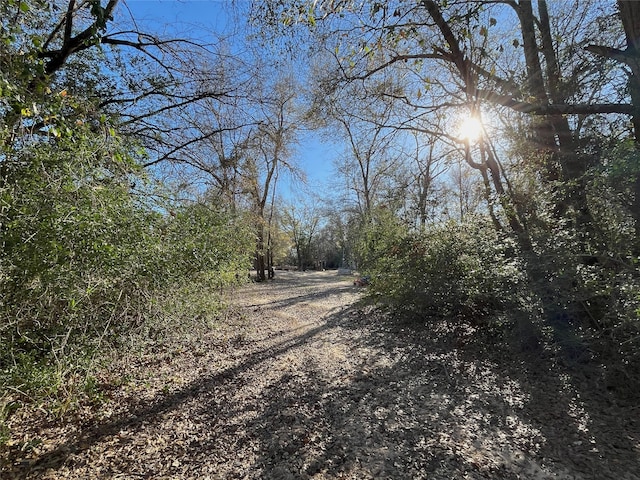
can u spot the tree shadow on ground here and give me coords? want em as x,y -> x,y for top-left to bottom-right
2,319 -> 337,478
3,276 -> 639,479
327,308 -> 640,479
240,285 -> 354,312
235,271 -> 356,312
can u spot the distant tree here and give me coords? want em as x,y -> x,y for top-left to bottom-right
313,222 -> 343,269
281,201 -> 321,270
240,73 -> 300,281
325,82 -> 402,221
446,157 -> 485,223
403,131 -> 450,227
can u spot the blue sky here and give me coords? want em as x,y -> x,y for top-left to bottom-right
121,0 -> 339,199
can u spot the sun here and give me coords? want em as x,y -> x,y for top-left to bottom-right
458,116 -> 484,142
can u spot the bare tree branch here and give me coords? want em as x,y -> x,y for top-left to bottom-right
142,124 -> 258,168
476,88 -> 634,115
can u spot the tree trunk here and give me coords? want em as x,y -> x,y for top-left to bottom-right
514,1 -> 561,181
418,174 -> 430,227
255,226 -> 266,282
617,0 -> 640,229
537,0 -> 582,181
480,141 -> 530,243
515,0 -> 596,233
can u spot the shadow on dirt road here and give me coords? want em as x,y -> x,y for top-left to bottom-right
3,271 -> 638,479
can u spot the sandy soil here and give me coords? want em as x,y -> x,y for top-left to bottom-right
2,270 -> 639,479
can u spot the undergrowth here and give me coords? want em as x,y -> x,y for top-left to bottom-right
0,274 -> 246,449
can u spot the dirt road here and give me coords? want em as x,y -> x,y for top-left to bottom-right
3,271 -> 639,479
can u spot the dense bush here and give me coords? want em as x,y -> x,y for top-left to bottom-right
0,1 -> 257,439
515,149 -> 640,362
360,151 -> 640,370
356,213 -> 526,321
0,127 -> 253,422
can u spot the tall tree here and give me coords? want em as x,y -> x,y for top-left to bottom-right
241,73 -> 300,281
586,0 -> 640,228
253,0 -> 637,235
316,78 -> 402,220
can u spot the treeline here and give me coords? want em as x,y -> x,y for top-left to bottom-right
0,0 -> 263,436
252,0 -> 640,381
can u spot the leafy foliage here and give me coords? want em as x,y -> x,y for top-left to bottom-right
0,115 -> 253,407
357,212 -> 526,321
0,1 -> 255,431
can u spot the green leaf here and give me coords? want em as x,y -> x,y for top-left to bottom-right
19,1 -> 29,13
30,34 -> 42,48
308,6 -> 316,26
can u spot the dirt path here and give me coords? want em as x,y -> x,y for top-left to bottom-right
2,271 -> 639,479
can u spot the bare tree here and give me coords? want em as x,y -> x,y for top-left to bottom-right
281,201 -> 321,270
1,0 -> 258,180
311,76 -> 403,220
240,73 -> 300,281
403,130 -> 450,228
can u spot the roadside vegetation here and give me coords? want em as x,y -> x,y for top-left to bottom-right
2,0 -> 640,469
0,0 -> 255,442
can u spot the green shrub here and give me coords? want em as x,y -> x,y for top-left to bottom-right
359,216 -> 526,321
0,125 -> 253,434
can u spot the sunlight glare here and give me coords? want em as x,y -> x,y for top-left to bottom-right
459,116 -> 484,142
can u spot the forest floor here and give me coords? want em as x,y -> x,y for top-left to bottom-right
1,270 -> 640,479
